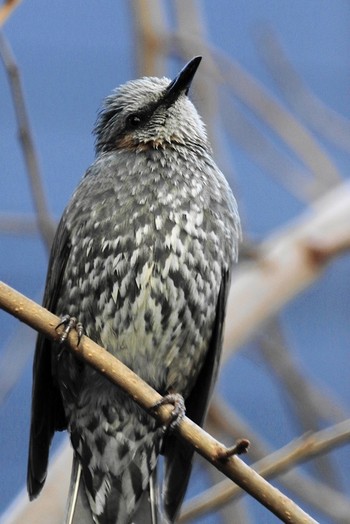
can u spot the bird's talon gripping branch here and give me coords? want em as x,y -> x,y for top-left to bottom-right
217,438 -> 250,461
152,393 -> 186,431
56,315 -> 84,345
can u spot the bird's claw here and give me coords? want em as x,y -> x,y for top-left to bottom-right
56,315 -> 84,345
152,393 -> 186,432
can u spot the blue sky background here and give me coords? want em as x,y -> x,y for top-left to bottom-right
1,2 -> 350,523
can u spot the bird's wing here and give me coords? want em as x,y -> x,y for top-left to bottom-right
162,269 -> 231,522
27,217 -> 71,499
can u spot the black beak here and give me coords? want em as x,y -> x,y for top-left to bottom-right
165,56 -> 202,101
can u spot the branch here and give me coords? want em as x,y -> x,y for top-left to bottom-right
205,399 -> 350,523
0,32 -> 56,252
0,0 -> 22,26
0,213 -> 38,236
0,280 -> 317,524
180,419 -> 350,522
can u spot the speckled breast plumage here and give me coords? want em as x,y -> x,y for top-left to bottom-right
56,144 -> 237,401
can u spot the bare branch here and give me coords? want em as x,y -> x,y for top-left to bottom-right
0,0 -> 22,26
205,400 -> 350,524
0,32 -> 56,252
180,418 -> 350,522
258,319 -> 346,487
0,280 -> 317,524
221,97 -> 325,201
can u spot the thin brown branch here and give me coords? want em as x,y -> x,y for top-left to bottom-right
180,418 -> 350,522
0,280 -> 317,524
0,32 -> 56,252
205,400 -> 350,524
0,0 -> 22,26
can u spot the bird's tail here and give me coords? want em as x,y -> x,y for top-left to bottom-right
64,453 -> 166,524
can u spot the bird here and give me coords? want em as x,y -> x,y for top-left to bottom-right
27,56 -> 241,524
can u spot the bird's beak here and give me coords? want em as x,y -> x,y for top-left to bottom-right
165,56 -> 202,101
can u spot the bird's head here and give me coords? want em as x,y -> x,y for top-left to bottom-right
94,56 -> 208,153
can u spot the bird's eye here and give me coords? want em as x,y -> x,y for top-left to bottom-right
126,114 -> 142,128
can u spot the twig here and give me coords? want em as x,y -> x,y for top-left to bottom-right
0,32 -> 56,252
180,418 -> 350,522
204,400 -> 350,524
0,0 -> 22,26
0,280 -> 317,524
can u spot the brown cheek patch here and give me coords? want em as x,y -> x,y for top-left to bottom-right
116,133 -> 184,151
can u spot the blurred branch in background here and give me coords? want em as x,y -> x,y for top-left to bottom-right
130,0 -> 167,77
0,321 -> 35,404
0,0 -> 21,26
256,25 -> 350,154
1,439 -> 72,524
0,32 -> 56,252
0,214 -> 37,236
257,320 -> 347,487
223,180 -> 350,357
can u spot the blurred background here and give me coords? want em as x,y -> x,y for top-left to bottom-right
1,1 -> 350,523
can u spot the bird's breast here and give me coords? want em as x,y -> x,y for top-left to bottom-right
57,149 -> 236,395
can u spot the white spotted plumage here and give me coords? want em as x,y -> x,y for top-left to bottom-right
28,57 -> 240,524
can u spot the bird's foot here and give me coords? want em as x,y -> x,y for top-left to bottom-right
56,315 -> 84,345
152,393 -> 186,432
217,438 -> 250,461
